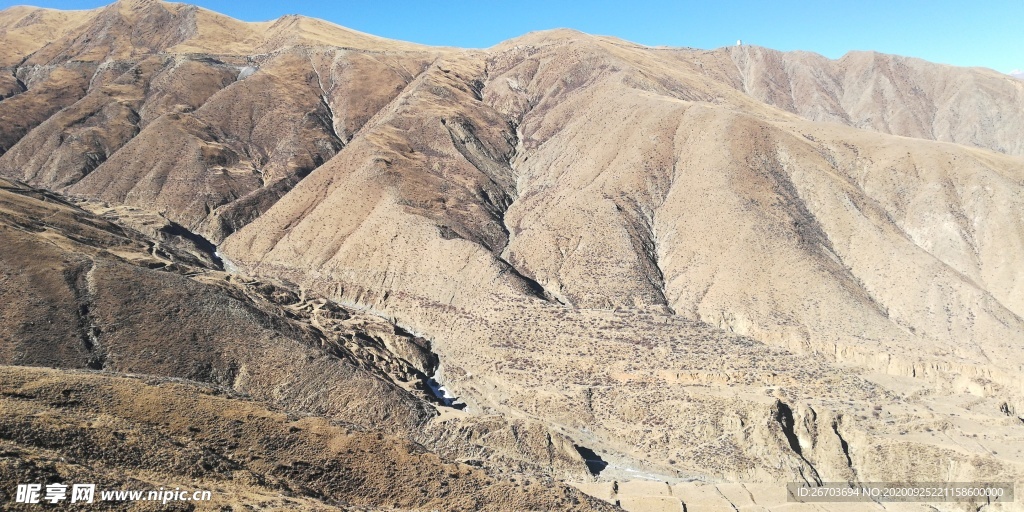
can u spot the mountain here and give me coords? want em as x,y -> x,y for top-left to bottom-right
2,1 -> 1023,511
0,176 -> 611,510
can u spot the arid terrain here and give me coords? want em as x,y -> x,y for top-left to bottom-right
1,1 -> 1023,510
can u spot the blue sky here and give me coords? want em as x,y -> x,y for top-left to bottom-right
5,0 -> 1022,73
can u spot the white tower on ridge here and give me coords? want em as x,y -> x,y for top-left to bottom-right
736,39 -> 742,46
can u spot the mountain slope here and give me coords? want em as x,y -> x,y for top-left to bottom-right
0,366 -> 610,511
0,175 -> 612,509
215,22 -> 1024,488
2,2 -> 1024,510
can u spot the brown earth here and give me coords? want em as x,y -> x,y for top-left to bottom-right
0,176 -> 611,509
0,365 -> 609,511
2,1 -> 1024,511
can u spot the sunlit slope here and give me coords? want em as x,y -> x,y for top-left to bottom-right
2,0 -> 1023,490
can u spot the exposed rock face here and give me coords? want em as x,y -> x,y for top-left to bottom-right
2,1 -> 1024,510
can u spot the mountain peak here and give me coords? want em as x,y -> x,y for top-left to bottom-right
493,27 -> 593,48
108,0 -> 176,15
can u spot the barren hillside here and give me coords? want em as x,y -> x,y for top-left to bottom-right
2,1 -> 1023,511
